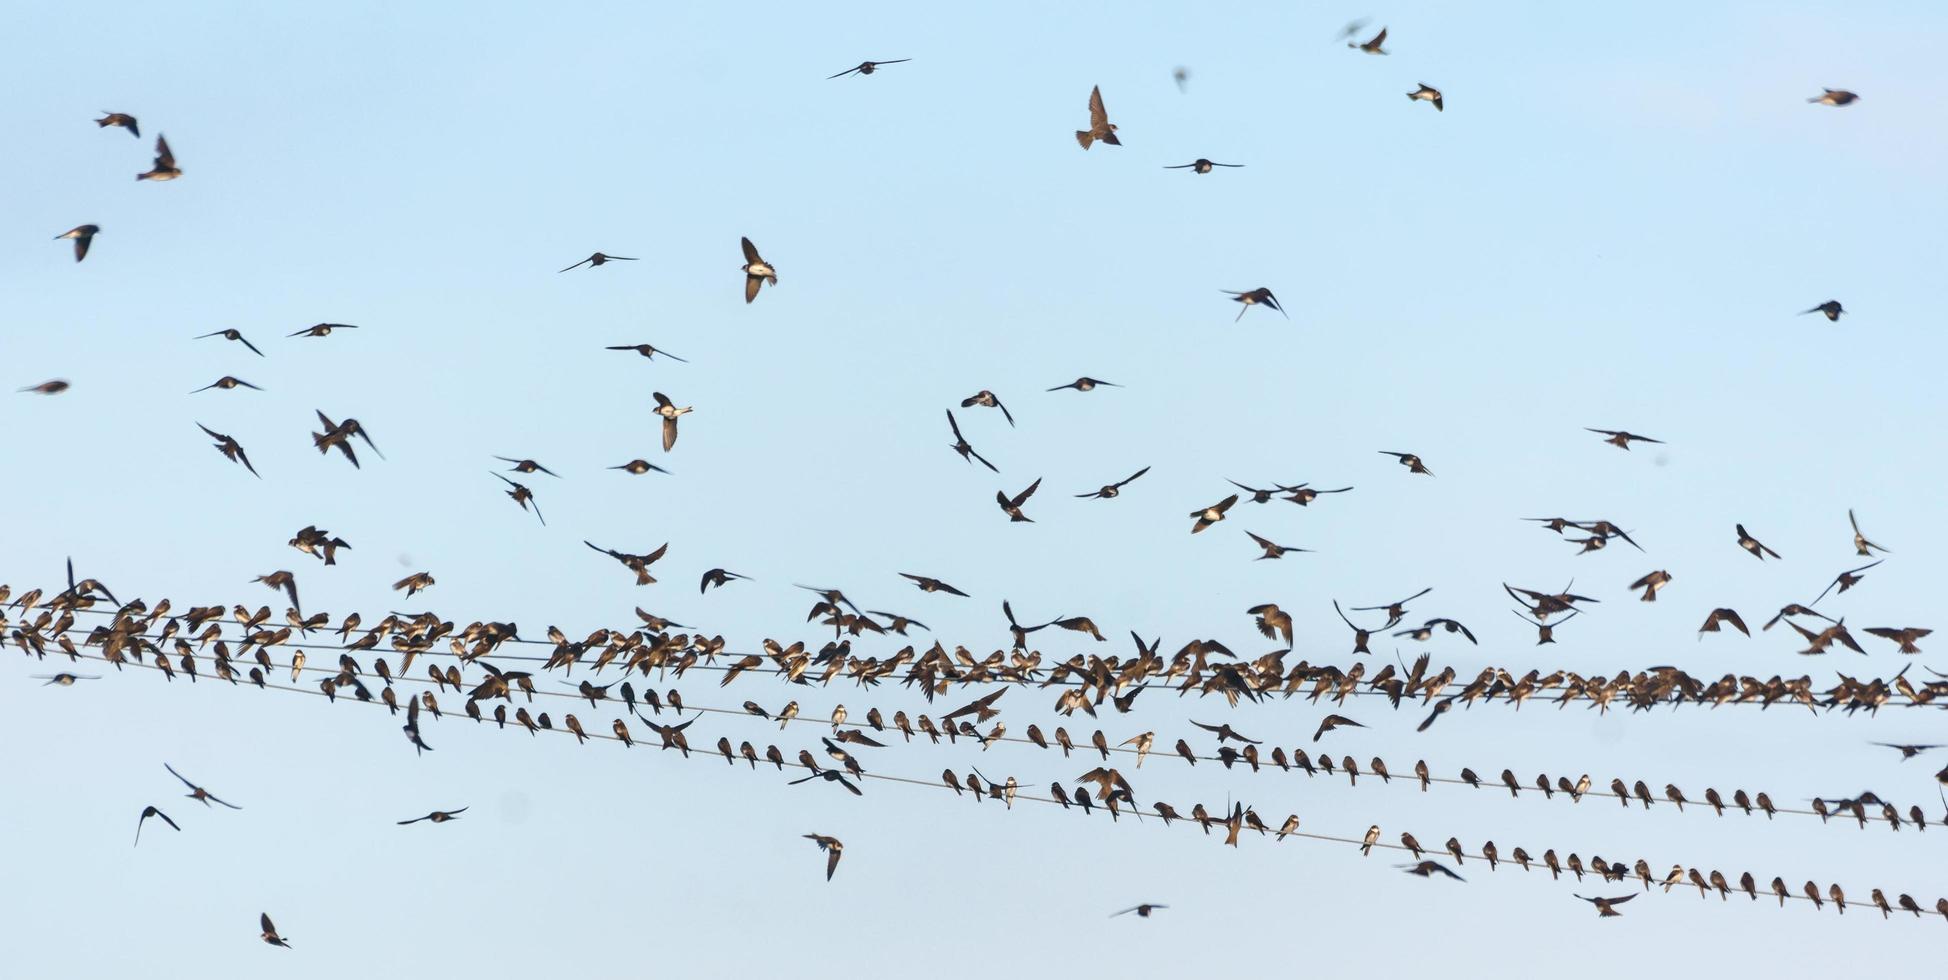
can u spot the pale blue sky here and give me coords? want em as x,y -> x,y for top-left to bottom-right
4,1 -> 1945,976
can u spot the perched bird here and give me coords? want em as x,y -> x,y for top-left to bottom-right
198,424 -> 259,477
165,763 -> 242,809
1735,524 -> 1780,560
1408,84 -> 1444,111
652,392 -> 692,451
828,59 -> 910,79
959,389 -> 1014,426
559,252 -> 637,272
1075,85 -> 1120,149
54,224 -> 100,262
1576,894 -> 1636,917
397,807 -> 467,824
134,805 -> 180,845
803,834 -> 844,880
1076,466 -> 1150,499
1848,509 -> 1889,556
996,479 -> 1042,523
946,409 -> 998,472
1111,904 -> 1167,918
1189,495 -> 1239,533
1223,288 -> 1286,321
1047,376 -> 1120,392
1808,89 -> 1858,106
136,134 -> 180,180
1164,159 -> 1244,174
96,112 -> 139,137
1360,824 -> 1380,855
1349,26 -> 1388,54
259,913 -> 290,948
1586,428 -> 1663,450
1379,451 -> 1433,475
194,329 -> 265,356
740,237 -> 777,303
1802,300 -> 1844,321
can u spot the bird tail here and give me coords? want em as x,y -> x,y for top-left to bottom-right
1075,131 -> 1094,149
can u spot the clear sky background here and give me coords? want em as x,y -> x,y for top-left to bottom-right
3,1 -> 1945,975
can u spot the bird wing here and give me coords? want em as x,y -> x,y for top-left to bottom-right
663,416 -> 678,452
1088,86 -> 1108,128
741,237 -> 761,264
744,274 -> 762,304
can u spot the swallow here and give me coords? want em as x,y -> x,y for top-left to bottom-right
1586,428 -> 1663,450
1698,608 -> 1749,637
1800,299 -> 1846,322
1863,627 -> 1929,654
740,237 -> 777,303
1111,904 -> 1167,918
1314,714 -> 1364,742
252,571 -> 301,613
289,323 -> 358,337
1843,509 -> 1887,556
1395,617 -> 1477,644
1515,607 -> 1578,644
559,252 -> 637,272
803,834 -> 844,879
259,913 -> 290,948
136,134 -> 180,180
899,572 -> 969,597
55,224 -> 100,262
1629,570 -> 1673,602
610,458 -> 673,477
190,376 -> 263,393
134,805 -> 180,845
651,392 -> 691,451
311,411 -> 382,467
1350,26 -> 1388,54
1075,85 -> 1120,149
1872,743 -> 1940,760
1076,467 -> 1151,499
1360,825 -> 1380,855
788,769 -> 863,796
1048,376 -> 1119,392
397,807 -> 467,824
1807,89 -> 1858,106
393,572 -> 435,597
828,59 -> 910,79
1576,893 -> 1636,917
1351,587 -> 1431,628
1812,560 -> 1882,604
1165,159 -> 1243,174
699,568 -> 750,593
1173,65 -> 1190,91
19,380 -> 70,394
193,328 -> 265,356
1181,493 -> 1240,533
1735,524 -> 1780,560
493,457 -> 559,478
997,478 -> 1041,522
1223,288 -> 1286,321
1379,451 -> 1433,475
1190,720 -> 1261,745
33,673 -> 100,685
1243,531 -> 1309,560
585,541 -> 669,585
197,424 -> 259,477
605,343 -> 687,363
1408,84 -> 1443,111
1403,860 -> 1464,881
958,389 -> 1015,426
165,763 -> 242,809
493,474 -> 544,525
96,112 -> 139,137
945,409 -> 998,472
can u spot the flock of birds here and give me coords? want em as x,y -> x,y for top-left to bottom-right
13,16 -> 1938,957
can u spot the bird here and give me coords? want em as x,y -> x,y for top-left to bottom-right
134,805 -> 180,845
19,380 -> 70,395
311,411 -> 383,467
1871,743 -> 1941,761
1735,524 -> 1780,560
397,807 -> 468,824
585,541 -> 668,585
803,834 -> 845,879
899,573 -> 969,597
959,390 -> 1014,426
194,329 -> 265,356
1360,825 -> 1380,855
1380,451 -> 1433,475
610,459 -> 671,476
946,409 -> 999,472
1164,159 -> 1244,174
1586,428 -> 1663,450
289,323 -> 358,338
1076,85 -> 1120,149
1863,626 -> 1929,655
252,571 -> 301,613
1698,608 -> 1749,637
494,457 -> 559,477
33,673 -> 99,686
198,424 -> 259,477
1223,288 -> 1286,321
699,568 -> 750,593
1802,300 -> 1844,321
1351,587 -> 1431,627
1189,495 -> 1239,533
1048,376 -> 1120,392
740,237 -> 777,303
1808,89 -> 1859,106
996,479 -> 1041,523
1350,26 -> 1388,53
1315,714 -> 1365,742
190,376 -> 264,393
136,134 -> 180,180
54,224 -> 100,262
1812,560 -> 1882,604
165,764 -> 242,809
1173,66 -> 1190,91
1076,466 -> 1151,499
1844,509 -> 1888,556
1575,894 -> 1637,918
605,343 -> 686,363
1629,570 -> 1673,602
393,572 -> 436,597
1245,531 -> 1309,560
559,252 -> 637,272
493,474 -> 545,525
829,58 -> 910,78
259,913 -> 290,948
1111,904 -> 1167,918
1408,84 -> 1443,111
1403,860 -> 1465,881
653,392 -> 691,451
95,111 -> 139,137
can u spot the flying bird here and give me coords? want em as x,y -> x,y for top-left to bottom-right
259,913 -> 290,948
165,763 -> 242,809
194,329 -> 265,356
958,390 -> 1014,426
803,834 -> 844,879
397,807 -> 468,824
1871,743 -> 1940,761
586,541 -> 669,585
611,459 -> 671,475
1244,531 -> 1309,560
1812,560 -> 1882,604
1349,27 -> 1388,54
1408,84 -> 1443,111
197,424 -> 259,477
393,572 -> 436,597
136,134 -> 180,180
1402,861 -> 1465,881
1315,714 -> 1365,742
289,323 -> 358,338
1111,903 -> 1167,918
997,479 -> 1042,522
1802,300 -> 1845,321
1698,608 -> 1749,637
1735,524 -> 1780,560
1165,159 -> 1243,174
559,252 -> 637,272
1189,495 -> 1239,533
945,409 -> 998,472
1076,466 -> 1150,499
494,457 -> 559,477
54,224 -> 99,262
1575,893 -> 1637,918
1586,428 -> 1662,450
1808,89 -> 1858,106
134,805 -> 180,845
1223,288 -> 1286,321
653,392 -> 691,451
1848,509 -> 1888,555
493,473 -> 545,525
1076,85 -> 1120,149
740,237 -> 777,303
606,343 -> 686,362
699,568 -> 750,593
1380,451 -> 1433,475
190,376 -> 263,393
19,380 -> 69,394
828,59 -> 910,79
96,112 -> 139,137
